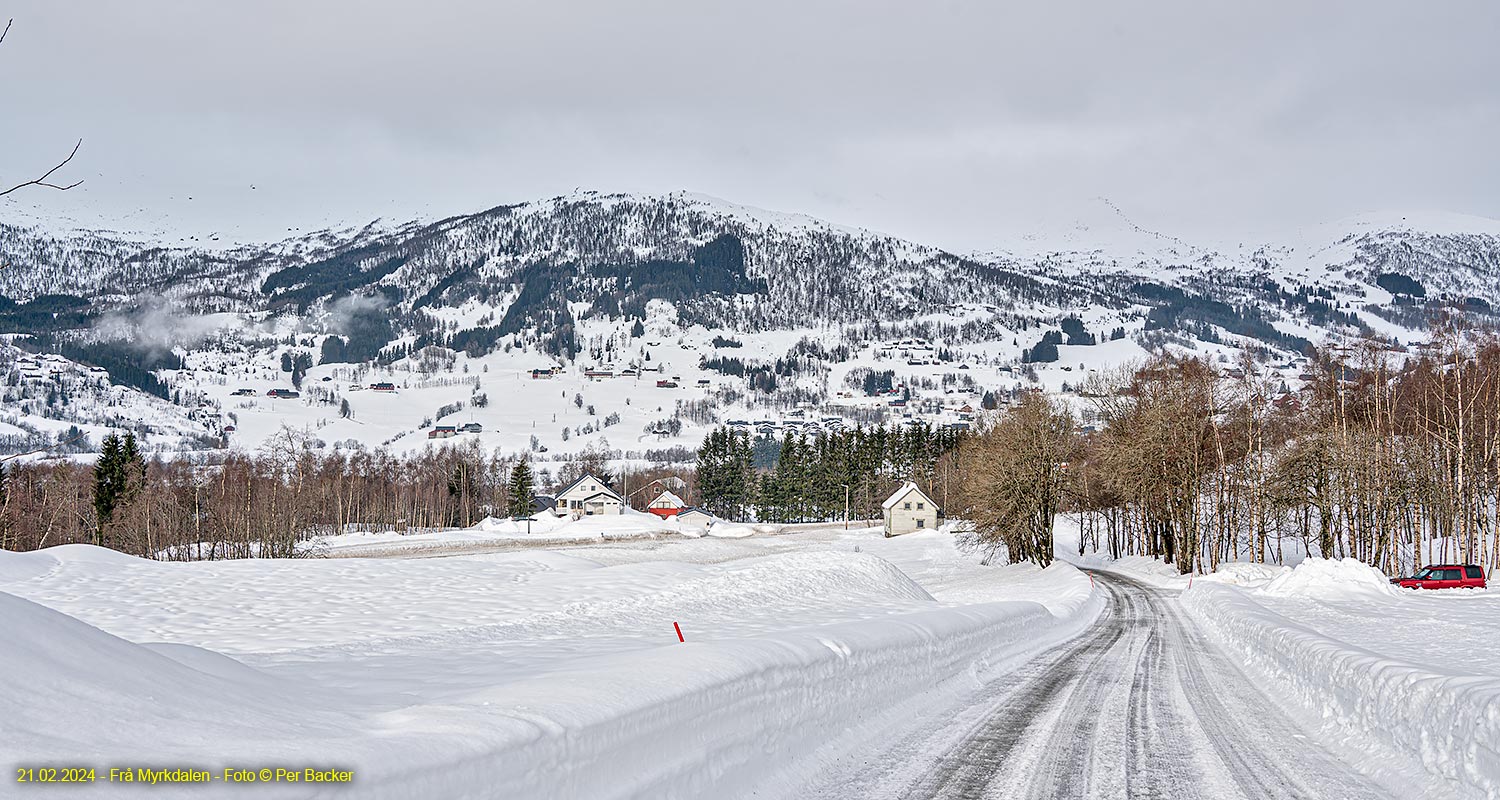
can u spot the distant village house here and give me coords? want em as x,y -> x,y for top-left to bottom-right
882,481 -> 941,536
645,490 -> 686,518
555,474 -> 624,518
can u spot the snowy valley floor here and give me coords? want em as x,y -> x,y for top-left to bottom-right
1,524 -> 1097,799
3,523 -> 1499,799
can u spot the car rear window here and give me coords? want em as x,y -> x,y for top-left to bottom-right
1467,566 -> 1485,579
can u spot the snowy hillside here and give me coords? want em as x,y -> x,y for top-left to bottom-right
2,191 -> 1498,460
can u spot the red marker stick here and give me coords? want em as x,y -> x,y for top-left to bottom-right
674,622 -> 685,643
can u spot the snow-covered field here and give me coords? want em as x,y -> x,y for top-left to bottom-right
11,510 -> 1500,799
307,510 -> 700,557
1182,558 -> 1500,800
0,525 -> 1098,798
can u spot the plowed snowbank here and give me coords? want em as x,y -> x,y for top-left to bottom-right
1184,558 -> 1500,799
1259,556 -> 1398,598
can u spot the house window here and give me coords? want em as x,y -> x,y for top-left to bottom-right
916,502 -> 924,510
916,519 -> 925,529
904,502 -> 911,510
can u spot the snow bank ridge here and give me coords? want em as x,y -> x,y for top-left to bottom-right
0,543 -> 144,583
0,589 -> 341,753
1184,563 -> 1500,799
1258,557 -> 1400,599
398,581 -> 1100,799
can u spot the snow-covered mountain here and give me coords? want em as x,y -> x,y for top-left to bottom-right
2,191 -> 1497,460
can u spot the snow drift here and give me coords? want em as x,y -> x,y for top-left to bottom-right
0,590 -> 357,768
1258,556 -> 1399,599
1,536 -> 1100,798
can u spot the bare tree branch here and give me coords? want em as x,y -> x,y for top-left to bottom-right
1,20 -> 86,197
0,139 -> 85,197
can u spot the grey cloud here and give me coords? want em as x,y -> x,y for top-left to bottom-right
1,0 -> 1496,252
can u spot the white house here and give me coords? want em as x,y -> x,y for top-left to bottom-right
555,474 -> 625,518
881,481 -> 941,536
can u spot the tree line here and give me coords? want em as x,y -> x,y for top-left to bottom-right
0,433 -> 678,560
958,329 -> 1500,575
696,423 -> 965,523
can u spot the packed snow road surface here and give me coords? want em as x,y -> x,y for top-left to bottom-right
804,571 -> 1394,800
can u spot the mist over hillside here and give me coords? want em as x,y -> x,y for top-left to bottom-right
2,190 -> 1497,460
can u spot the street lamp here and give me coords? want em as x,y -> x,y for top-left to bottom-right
843,483 -> 851,530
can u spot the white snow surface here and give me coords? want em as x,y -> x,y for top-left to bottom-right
0,527 -> 1098,798
1257,556 -> 1400,599
1184,557 -> 1500,799
307,510 -> 688,557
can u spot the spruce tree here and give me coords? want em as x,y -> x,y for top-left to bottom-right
507,458 -> 535,518
119,432 -> 146,508
92,433 -> 123,545
733,429 -> 755,520
696,429 -> 723,516
757,473 -> 776,522
704,428 -> 729,514
768,432 -> 798,522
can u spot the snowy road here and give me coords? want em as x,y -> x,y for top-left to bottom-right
803,571 -> 1394,800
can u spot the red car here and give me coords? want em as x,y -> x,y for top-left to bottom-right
1391,564 -> 1487,590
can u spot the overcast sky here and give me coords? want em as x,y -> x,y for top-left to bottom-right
2,1 -> 1497,251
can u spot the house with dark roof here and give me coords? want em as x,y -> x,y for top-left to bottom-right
554,474 -> 624,518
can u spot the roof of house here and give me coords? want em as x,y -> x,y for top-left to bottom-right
649,490 -> 686,507
882,481 -> 938,511
556,473 -> 623,502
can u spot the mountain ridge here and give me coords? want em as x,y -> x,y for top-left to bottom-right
3,189 -> 1498,461
2,189 -> 1497,357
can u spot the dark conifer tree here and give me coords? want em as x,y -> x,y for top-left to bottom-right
92,433 -> 124,545
507,458 -> 535,518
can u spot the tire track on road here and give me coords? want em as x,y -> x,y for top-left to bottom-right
800,570 -> 1398,800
